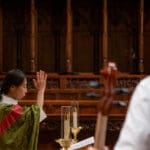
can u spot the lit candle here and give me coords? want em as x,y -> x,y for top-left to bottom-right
73,107 -> 78,128
64,113 -> 70,139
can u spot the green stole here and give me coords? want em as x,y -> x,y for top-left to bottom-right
0,104 -> 40,150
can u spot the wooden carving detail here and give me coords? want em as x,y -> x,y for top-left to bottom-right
47,79 -> 60,89
0,74 -> 144,100
66,78 -> 100,89
116,77 -> 142,88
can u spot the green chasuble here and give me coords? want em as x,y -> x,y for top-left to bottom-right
0,104 -> 40,150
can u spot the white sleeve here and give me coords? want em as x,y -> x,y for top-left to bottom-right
39,108 -> 47,122
114,81 -> 150,150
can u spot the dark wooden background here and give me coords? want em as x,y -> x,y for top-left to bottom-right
1,0 -> 150,74
0,0 -> 149,149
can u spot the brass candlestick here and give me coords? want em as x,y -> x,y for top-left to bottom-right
56,106 -> 73,150
71,126 -> 82,142
55,138 -> 73,150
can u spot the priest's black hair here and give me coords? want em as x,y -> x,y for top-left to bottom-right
0,69 -> 26,100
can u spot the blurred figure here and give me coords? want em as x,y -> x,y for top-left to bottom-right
87,76 -> 150,150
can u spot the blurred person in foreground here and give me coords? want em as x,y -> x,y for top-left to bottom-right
88,76 -> 150,150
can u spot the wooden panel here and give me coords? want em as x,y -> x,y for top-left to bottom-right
3,0 -> 28,72
144,33 -> 150,74
108,32 -> 133,72
19,100 -> 127,117
144,1 -> 150,74
73,32 -> 93,72
38,32 -> 55,71
108,0 -> 139,73
3,33 -> 17,71
22,33 -> 31,72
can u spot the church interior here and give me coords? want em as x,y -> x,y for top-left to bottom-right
0,0 -> 150,149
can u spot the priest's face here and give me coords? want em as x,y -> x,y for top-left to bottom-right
9,79 -> 28,100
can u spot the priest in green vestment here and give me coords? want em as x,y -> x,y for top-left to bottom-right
0,69 -> 47,150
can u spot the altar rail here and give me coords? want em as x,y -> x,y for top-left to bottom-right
19,99 -> 127,117
0,73 -> 145,100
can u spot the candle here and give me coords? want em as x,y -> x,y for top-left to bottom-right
64,113 -> 70,139
73,107 -> 78,128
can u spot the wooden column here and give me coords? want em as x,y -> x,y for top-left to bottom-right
0,0 -> 3,72
66,0 -> 73,72
93,32 -> 100,73
54,31 -> 61,72
102,0 -> 108,67
30,0 -> 38,72
138,0 -> 144,74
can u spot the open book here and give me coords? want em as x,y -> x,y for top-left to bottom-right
61,136 -> 94,150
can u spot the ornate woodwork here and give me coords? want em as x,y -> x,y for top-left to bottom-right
66,0 -> 73,72
30,0 -> 38,72
102,0 -> 108,67
1,0 -> 150,73
138,0 -> 144,73
22,73 -> 144,100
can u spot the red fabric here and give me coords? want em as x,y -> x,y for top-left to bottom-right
0,105 -> 23,137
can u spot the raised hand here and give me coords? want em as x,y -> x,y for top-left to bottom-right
33,70 -> 47,92
33,70 -> 47,108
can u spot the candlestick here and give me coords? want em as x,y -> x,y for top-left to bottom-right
71,101 -> 79,128
70,101 -> 82,142
61,106 -> 71,140
71,126 -> 82,142
64,113 -> 70,139
55,138 -> 73,150
73,106 -> 77,128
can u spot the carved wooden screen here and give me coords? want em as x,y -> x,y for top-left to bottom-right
1,0 -> 150,74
